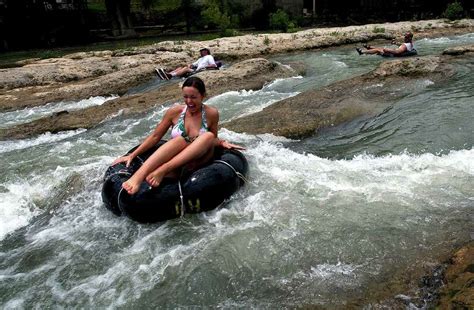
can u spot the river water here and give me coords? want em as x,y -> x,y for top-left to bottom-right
1,34 -> 473,308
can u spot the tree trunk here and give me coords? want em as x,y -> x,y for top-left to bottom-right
183,0 -> 192,35
105,0 -> 136,37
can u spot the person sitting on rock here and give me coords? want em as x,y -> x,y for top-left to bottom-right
156,48 -> 218,80
356,31 -> 416,57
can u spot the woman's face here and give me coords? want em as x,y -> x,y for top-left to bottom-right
182,86 -> 204,113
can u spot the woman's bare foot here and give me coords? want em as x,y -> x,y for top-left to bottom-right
122,178 -> 141,195
146,167 -> 166,188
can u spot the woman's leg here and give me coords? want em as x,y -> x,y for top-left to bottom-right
122,137 -> 188,194
170,66 -> 184,74
173,67 -> 193,77
146,132 -> 215,187
364,48 -> 384,55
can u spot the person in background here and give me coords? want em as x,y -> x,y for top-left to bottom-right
156,48 -> 217,80
113,76 -> 244,195
356,31 -> 416,56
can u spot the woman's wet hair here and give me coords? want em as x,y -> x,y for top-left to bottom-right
182,76 -> 206,96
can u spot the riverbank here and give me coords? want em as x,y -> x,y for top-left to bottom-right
0,58 -> 299,140
1,19 -> 473,109
0,19 -> 473,141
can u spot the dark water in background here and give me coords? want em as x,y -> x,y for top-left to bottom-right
295,57 -> 474,159
0,33 -> 473,308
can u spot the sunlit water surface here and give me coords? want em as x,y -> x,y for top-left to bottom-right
0,34 -> 473,308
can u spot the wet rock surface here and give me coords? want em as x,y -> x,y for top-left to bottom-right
1,19 -> 472,111
339,241 -> 474,309
0,19 -> 472,141
442,43 -> 474,55
224,55 -> 456,139
437,242 -> 474,308
0,52 -> 190,112
0,58 -> 297,140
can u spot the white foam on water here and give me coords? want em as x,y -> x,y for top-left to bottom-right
333,60 -> 348,68
0,96 -> 118,127
245,142 -> 474,220
418,79 -> 435,87
417,33 -> 474,50
0,181 -> 52,240
309,262 -> 356,278
1,139 -> 472,306
0,146 -> 114,241
261,76 -> 304,89
422,32 -> 474,43
0,129 -> 86,153
207,85 -> 300,120
28,200 -> 261,306
419,37 -> 453,44
364,83 -> 384,89
38,222 -> 210,307
3,298 -> 25,309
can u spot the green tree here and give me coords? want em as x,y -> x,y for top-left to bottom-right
443,1 -> 464,20
201,0 -> 231,34
269,9 -> 292,32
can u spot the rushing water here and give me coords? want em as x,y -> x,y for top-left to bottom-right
0,96 -> 118,128
1,34 -> 473,308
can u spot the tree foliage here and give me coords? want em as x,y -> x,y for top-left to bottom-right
200,0 -> 239,35
201,0 -> 230,31
443,1 -> 464,20
269,9 -> 295,33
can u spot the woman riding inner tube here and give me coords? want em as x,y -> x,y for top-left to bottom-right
112,76 -> 245,196
102,139 -> 248,223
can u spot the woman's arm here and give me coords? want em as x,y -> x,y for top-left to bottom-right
217,139 -> 246,150
206,105 -> 219,138
206,106 -> 245,150
113,106 -> 179,166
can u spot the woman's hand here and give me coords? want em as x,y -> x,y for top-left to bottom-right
112,154 -> 135,167
219,140 -> 246,150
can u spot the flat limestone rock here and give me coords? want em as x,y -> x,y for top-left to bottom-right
223,55 -> 456,139
0,58 -> 297,140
